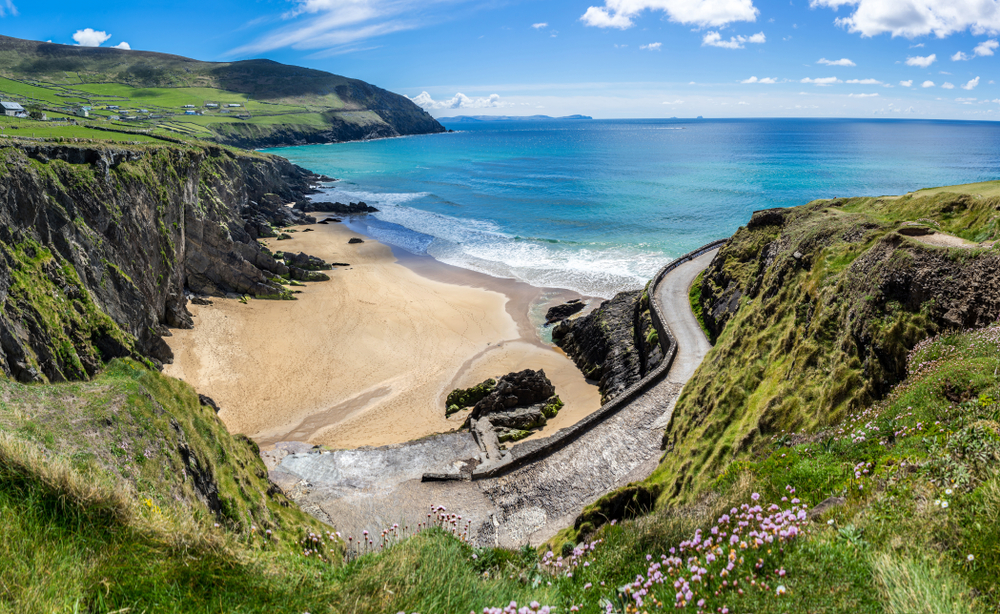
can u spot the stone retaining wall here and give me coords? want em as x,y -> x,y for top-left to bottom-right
425,239 -> 729,481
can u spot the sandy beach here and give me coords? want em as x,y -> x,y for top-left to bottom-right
164,215 -> 601,450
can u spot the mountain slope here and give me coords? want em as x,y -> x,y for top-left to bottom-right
0,35 -> 444,148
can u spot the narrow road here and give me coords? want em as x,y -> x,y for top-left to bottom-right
270,248 -> 720,548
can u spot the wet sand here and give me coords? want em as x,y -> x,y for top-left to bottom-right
164,215 -> 600,450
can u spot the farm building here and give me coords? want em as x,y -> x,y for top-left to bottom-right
205,103 -> 218,108
182,104 -> 195,109
227,103 -> 241,107
74,107 -> 89,118
1,101 -> 25,117
184,110 -> 197,115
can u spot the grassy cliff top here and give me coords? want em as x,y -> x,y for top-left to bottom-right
0,35 -> 443,148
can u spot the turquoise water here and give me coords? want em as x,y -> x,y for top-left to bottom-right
265,118 -> 1000,297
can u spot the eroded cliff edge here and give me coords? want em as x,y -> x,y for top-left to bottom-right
0,140 -> 324,383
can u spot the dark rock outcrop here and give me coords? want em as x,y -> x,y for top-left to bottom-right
348,237 -> 365,244
553,290 -> 647,403
450,370 -> 564,445
0,141 -> 330,382
545,299 -> 585,324
295,201 -> 379,214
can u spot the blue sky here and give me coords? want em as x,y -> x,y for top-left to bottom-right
3,0 -> 999,119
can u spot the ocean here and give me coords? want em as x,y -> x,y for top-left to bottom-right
264,118 -> 1000,298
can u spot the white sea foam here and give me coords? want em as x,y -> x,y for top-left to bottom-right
311,186 -> 669,298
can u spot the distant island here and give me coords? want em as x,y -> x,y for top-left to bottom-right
440,114 -> 593,122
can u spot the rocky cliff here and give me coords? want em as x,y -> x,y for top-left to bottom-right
659,190 -> 1000,499
0,140 -> 325,383
551,287 -> 664,403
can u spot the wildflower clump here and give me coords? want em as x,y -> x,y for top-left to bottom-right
611,487 -> 809,612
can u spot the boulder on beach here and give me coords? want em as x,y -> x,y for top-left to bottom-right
448,369 -> 563,445
348,237 -> 365,244
545,299 -> 586,324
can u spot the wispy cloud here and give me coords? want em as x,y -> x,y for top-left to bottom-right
801,76 -> 842,86
73,28 -> 112,47
662,99 -> 685,104
899,79 -> 913,87
0,0 -> 17,17
941,82 -> 955,89
811,0 -> 1000,38
848,92 -> 878,97
229,0 -> 460,56
817,57 -> 855,66
581,0 -> 759,30
905,54 -> 936,68
532,22 -> 548,29
741,76 -> 776,83
702,30 -> 765,49
845,78 -> 883,85
409,91 -> 513,110
640,42 -> 662,50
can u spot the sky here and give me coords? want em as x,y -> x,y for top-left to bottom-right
2,0 -> 999,119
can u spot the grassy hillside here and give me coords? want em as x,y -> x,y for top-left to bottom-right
7,322 -> 997,612
0,35 -> 443,148
653,184 -> 1000,503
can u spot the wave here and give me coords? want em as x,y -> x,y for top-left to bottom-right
311,186 -> 668,298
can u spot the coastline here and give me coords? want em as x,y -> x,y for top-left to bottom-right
164,215 -> 601,450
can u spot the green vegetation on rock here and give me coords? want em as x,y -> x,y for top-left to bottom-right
655,188 -> 1000,503
446,378 -> 496,415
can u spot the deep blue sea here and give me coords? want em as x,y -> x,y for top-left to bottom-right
264,118 -> 1000,298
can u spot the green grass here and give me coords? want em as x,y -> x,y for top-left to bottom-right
654,190 -> 1000,505
688,270 -> 711,341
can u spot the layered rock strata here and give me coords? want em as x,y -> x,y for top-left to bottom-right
0,141 -> 328,382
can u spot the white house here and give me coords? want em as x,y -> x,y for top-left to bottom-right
1,101 -> 25,117
227,103 -> 241,108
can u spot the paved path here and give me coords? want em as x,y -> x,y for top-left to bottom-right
269,249 -> 719,548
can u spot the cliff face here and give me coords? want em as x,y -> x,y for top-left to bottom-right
552,286 -> 664,403
0,141 -> 321,383
658,191 -> 1000,500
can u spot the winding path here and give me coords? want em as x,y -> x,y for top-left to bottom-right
267,246 -> 720,548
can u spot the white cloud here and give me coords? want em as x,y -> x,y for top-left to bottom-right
741,76 -> 776,83
962,76 -> 980,90
532,22 -> 548,29
230,0 -> 446,56
900,79 -> 913,86
702,30 -> 765,48
922,80 -> 936,87
0,0 -> 17,17
942,81 -> 955,89
810,0 -> 1000,38
817,57 -> 855,66
974,39 -> 999,55
640,42 -> 662,50
409,91 -> 513,110
662,99 -> 685,104
905,54 -> 936,68
845,78 -> 883,84
801,76 -> 842,85
111,41 -> 131,50
955,97 -> 977,102
849,92 -> 879,97
73,28 -> 112,47
738,101 -> 750,104
580,0 -> 759,30
953,38 -> 998,60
